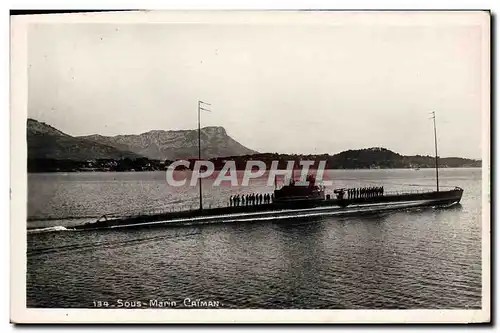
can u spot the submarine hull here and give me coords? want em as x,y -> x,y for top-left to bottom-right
71,187 -> 463,231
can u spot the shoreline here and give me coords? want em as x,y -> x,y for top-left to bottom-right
27,166 -> 482,174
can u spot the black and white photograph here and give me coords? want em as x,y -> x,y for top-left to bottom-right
10,10 -> 490,323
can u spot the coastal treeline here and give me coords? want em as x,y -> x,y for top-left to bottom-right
28,148 -> 481,173
27,158 -> 171,173
208,150 -> 480,170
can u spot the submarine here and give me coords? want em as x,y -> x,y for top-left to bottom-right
72,176 -> 463,231
71,106 -> 463,231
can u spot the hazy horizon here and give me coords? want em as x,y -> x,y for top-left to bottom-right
27,116 -> 481,160
27,12 -> 488,160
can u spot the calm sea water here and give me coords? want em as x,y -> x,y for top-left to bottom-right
27,168 -> 482,309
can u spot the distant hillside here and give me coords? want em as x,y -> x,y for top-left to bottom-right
78,126 -> 258,160
26,119 -> 480,172
328,147 -> 481,169
205,147 -> 481,170
27,119 -> 142,160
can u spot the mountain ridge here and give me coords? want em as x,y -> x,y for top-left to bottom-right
27,119 -> 143,160
78,126 -> 258,160
27,118 -> 258,161
26,119 -> 481,172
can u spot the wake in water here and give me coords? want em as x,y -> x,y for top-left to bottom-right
27,230 -> 201,257
27,226 -> 75,234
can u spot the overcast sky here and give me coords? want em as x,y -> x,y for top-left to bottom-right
27,12 -> 487,159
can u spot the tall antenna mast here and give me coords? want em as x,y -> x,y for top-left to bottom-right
198,100 -> 211,210
430,111 -> 439,192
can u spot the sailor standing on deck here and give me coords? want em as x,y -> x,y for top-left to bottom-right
229,196 -> 233,207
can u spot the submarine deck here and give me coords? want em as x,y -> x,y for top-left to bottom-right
74,187 -> 463,230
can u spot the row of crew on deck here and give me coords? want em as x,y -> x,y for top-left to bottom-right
346,186 -> 384,199
229,193 -> 274,206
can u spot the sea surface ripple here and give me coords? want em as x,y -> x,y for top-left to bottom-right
26,168 -> 482,309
